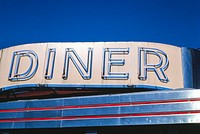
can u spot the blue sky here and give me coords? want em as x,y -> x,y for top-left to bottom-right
0,0 -> 199,49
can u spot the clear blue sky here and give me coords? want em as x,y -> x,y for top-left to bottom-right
0,0 -> 199,49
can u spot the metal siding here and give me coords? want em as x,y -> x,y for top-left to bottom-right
1,89 -> 200,129
191,49 -> 200,88
182,47 -> 193,88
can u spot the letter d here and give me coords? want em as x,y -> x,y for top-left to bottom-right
8,50 -> 38,81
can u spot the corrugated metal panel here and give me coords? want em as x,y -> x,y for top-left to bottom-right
1,89 -> 200,129
191,49 -> 200,88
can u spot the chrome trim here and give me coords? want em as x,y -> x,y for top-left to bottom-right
1,89 -> 200,128
182,47 -> 193,88
0,84 -> 172,92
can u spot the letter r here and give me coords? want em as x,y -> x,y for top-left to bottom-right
138,47 -> 169,83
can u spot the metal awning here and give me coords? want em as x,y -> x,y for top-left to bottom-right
1,88 -> 200,129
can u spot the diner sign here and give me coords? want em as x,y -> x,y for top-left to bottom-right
0,42 -> 184,91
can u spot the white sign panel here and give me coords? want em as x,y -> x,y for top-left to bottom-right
0,42 -> 184,90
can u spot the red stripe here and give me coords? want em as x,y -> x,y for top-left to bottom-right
1,110 -> 200,123
0,98 -> 200,113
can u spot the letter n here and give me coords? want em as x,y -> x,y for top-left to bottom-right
62,48 -> 93,80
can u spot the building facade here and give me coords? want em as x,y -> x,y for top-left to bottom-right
0,42 -> 200,133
